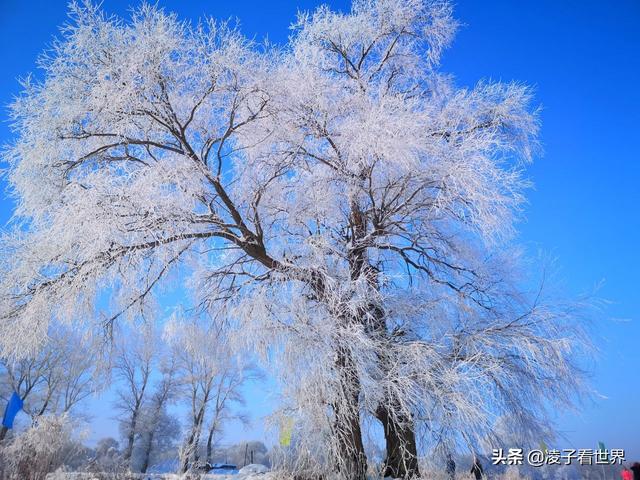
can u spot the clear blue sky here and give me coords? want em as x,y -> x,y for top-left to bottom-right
1,0 -> 638,460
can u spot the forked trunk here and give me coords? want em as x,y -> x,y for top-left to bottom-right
180,429 -> 199,473
362,304 -> 421,478
375,404 -> 420,478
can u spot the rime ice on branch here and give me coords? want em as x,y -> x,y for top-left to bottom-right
0,1 -> 590,479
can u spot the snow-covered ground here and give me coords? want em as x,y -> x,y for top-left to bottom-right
45,474 -> 278,479
45,464 -> 274,480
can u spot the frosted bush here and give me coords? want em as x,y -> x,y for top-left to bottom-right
0,414 -> 81,480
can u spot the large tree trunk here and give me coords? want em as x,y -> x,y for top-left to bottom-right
347,199 -> 421,477
206,419 -> 217,465
363,303 -> 421,478
123,407 -> 139,469
334,347 -> 367,480
180,408 -> 205,473
373,343 -> 421,478
445,452 -> 456,480
180,428 -> 197,473
375,405 -> 420,478
139,430 -> 155,474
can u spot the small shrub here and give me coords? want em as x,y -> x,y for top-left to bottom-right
0,415 -> 81,480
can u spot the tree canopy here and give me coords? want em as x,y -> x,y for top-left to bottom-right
0,1 -> 591,478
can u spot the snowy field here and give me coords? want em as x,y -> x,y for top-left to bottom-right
44,464 -> 276,479
45,475 -> 274,480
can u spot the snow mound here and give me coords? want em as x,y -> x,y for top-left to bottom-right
238,464 -> 269,476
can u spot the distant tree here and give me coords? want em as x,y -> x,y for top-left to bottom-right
164,313 -> 250,473
113,324 -> 155,470
220,441 -> 270,468
164,316 -> 218,473
0,326 -> 98,441
88,437 -> 123,473
95,437 -> 120,455
136,407 -> 181,473
137,356 -> 179,474
32,330 -> 98,418
203,356 -> 255,466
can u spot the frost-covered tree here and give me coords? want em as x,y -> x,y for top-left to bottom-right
0,356 -> 49,442
113,323 -> 155,469
112,321 -> 180,473
202,361 -> 251,467
0,326 -> 98,441
136,355 -> 179,474
0,1 -> 591,479
164,312 -> 250,473
87,437 -> 124,473
165,316 -> 220,473
136,406 -> 180,473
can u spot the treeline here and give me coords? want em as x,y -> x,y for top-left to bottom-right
0,315 -> 260,477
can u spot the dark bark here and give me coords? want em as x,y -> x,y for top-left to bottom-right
445,452 -> 456,480
36,397 -> 50,417
139,430 -> 155,474
371,334 -> 421,479
123,407 -> 139,467
362,302 -> 420,478
179,437 -> 192,472
334,347 -> 367,480
180,407 -> 206,473
471,458 -> 484,480
206,420 -> 217,465
334,400 -> 367,480
348,199 -> 421,478
371,335 -> 421,478
0,425 -> 8,442
375,405 -> 420,478
180,427 -> 197,473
